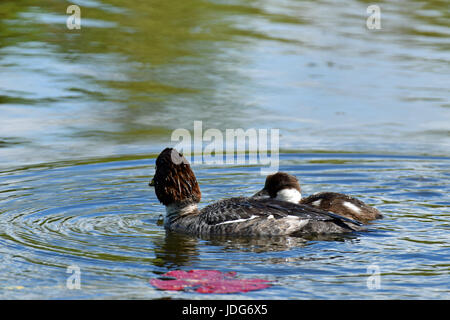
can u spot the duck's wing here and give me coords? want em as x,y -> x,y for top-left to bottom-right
199,197 -> 266,226
200,197 -> 362,227
254,197 -> 363,226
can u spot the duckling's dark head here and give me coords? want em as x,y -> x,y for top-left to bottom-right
262,172 -> 301,198
149,148 -> 201,206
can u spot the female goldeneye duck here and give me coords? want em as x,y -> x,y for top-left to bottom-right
149,148 -> 363,237
253,172 -> 383,223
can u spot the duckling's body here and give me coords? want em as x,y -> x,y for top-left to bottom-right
300,192 -> 383,223
253,172 -> 383,223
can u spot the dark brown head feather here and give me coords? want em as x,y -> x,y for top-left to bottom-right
151,148 -> 201,206
263,172 -> 301,198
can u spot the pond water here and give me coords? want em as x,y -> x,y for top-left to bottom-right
0,0 -> 449,299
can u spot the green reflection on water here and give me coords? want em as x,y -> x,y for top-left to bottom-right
0,0 -> 449,166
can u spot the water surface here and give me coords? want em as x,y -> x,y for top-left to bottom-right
0,153 -> 449,299
0,0 -> 449,299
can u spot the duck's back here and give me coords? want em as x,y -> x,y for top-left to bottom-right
300,192 -> 382,222
170,197 -> 364,236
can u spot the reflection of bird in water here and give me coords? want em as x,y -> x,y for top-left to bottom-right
152,231 -> 200,269
200,232 -> 360,253
151,229 -> 360,269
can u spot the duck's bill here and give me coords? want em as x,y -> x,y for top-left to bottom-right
149,178 -> 155,187
252,188 -> 269,198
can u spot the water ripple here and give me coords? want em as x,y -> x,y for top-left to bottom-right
0,152 -> 449,299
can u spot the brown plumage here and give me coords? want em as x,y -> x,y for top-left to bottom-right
262,172 -> 301,198
253,172 -> 383,223
300,192 -> 383,223
151,148 -> 201,206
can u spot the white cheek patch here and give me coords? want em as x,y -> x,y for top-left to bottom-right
276,188 -> 302,203
311,199 -> 322,207
342,201 -> 361,214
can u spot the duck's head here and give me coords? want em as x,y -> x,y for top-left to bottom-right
149,148 -> 201,206
253,172 -> 301,203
